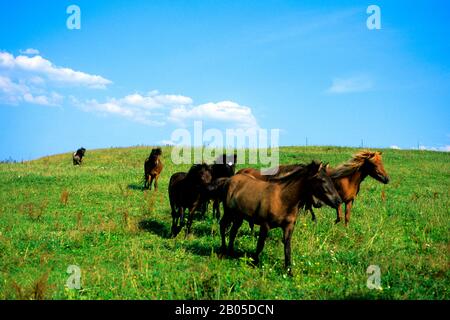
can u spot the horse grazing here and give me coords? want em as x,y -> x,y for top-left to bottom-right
144,148 -> 163,190
72,148 -> 86,165
327,150 -> 390,226
219,161 -> 342,274
169,163 -> 213,237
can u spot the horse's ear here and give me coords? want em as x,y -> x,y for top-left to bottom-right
309,160 -> 321,175
378,151 -> 383,155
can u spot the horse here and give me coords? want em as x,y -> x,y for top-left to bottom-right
219,161 -> 342,274
169,163 -> 213,237
327,150 -> 390,226
237,164 -> 324,223
72,148 -> 86,165
207,153 -> 238,219
144,148 -> 163,190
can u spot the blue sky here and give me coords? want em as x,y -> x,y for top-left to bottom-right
0,0 -> 449,160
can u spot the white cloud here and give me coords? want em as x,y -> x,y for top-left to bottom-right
73,92 -> 259,129
327,76 -> 373,94
20,48 -> 40,55
0,51 -> 112,88
120,91 -> 193,109
0,75 -> 63,107
70,91 -> 192,126
169,101 -> 259,129
390,145 -> 401,150
419,145 -> 450,152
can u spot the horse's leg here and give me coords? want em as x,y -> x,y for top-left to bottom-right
171,216 -> 178,237
185,206 -> 197,238
306,203 -> 316,222
153,174 -> 159,190
310,208 -> 316,222
149,175 -> 154,190
219,209 -> 232,253
344,200 -> 353,226
171,205 -> 179,237
283,223 -> 295,275
179,207 -> 185,227
253,224 -> 269,265
227,217 -> 243,256
213,199 -> 220,221
335,204 -> 343,224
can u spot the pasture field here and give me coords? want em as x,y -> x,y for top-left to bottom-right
0,146 -> 448,300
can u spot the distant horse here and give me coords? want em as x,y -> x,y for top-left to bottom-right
169,163 -> 213,237
144,148 -> 163,190
208,153 -> 238,219
72,148 -> 86,165
218,161 -> 342,274
327,150 -> 390,226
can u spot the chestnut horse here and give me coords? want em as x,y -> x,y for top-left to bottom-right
169,163 -> 213,237
219,161 -> 342,274
144,148 -> 163,190
327,150 -> 390,226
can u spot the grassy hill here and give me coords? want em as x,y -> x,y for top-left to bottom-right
0,146 -> 448,299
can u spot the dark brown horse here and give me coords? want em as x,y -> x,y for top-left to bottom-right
144,148 -> 163,190
72,148 -> 86,165
327,150 -> 390,226
219,161 -> 342,274
169,163 -> 213,237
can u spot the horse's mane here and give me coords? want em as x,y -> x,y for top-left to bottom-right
329,150 -> 377,179
267,164 -> 308,185
149,147 -> 162,159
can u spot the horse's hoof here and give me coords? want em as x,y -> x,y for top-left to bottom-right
285,268 -> 293,277
334,219 -> 341,224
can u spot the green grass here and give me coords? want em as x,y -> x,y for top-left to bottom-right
0,146 -> 448,299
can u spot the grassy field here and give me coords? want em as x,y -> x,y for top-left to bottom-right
0,146 -> 448,300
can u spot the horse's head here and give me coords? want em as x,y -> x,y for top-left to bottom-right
78,148 -> 86,157
306,161 -> 342,209
361,151 -> 390,184
150,147 -> 162,158
189,163 -> 213,186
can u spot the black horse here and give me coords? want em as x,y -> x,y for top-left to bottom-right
72,148 -> 86,165
207,153 -> 238,219
169,163 -> 213,237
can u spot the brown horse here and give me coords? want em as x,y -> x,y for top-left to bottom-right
238,150 -> 390,226
327,150 -> 390,226
144,148 -> 163,190
219,161 -> 342,274
237,164 -> 323,222
169,163 -> 213,237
